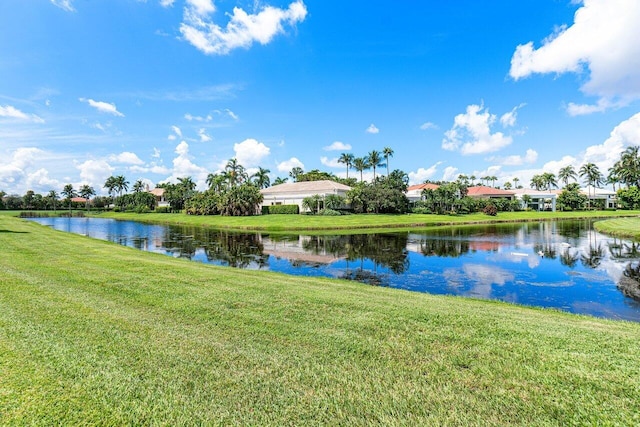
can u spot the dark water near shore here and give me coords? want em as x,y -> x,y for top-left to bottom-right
30,217 -> 640,322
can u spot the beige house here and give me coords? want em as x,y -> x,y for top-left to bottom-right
260,180 -> 352,213
149,188 -> 169,207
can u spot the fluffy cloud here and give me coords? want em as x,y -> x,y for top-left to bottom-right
323,141 -> 352,151
510,0 -> 640,114
320,156 -> 341,168
79,98 -> 124,117
233,138 -> 270,168
277,157 -> 304,173
441,166 -> 459,182
109,152 -> 144,165
165,141 -> 209,188
76,159 -> 114,188
408,162 -> 441,185
495,149 -> 538,166
442,104 -> 513,155
580,112 -> 640,171
0,105 -> 44,123
0,148 -> 44,190
420,122 -> 437,130
366,124 -> 380,134
180,0 -> 307,55
499,104 -> 525,128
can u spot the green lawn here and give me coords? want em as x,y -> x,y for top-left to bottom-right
91,209 -> 640,233
2,215 -> 640,425
594,217 -> 640,240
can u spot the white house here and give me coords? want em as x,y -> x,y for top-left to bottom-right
260,180 -> 352,213
582,185 -> 617,208
511,188 -> 559,212
406,183 -> 440,203
149,188 -> 170,208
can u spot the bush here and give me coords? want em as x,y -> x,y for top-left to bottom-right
483,204 -> 498,216
135,205 -> 151,214
155,206 -> 171,213
319,208 -> 341,216
262,204 -> 299,215
411,206 -> 432,214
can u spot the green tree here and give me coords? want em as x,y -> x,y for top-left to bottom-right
225,158 -> 247,187
541,172 -> 558,191
513,177 -> 520,189
383,147 -> 394,177
557,183 -> 587,211
579,162 -> 603,209
22,190 -> 35,210
78,185 -> 96,212
132,179 -> 146,193
219,183 -> 263,216
367,150 -> 385,180
273,177 -> 288,185
353,157 -> 370,182
530,175 -> 544,190
338,153 -> 355,179
252,167 -> 271,189
289,167 -> 304,182
558,165 -> 577,186
61,184 -> 76,214
47,190 -> 58,212
206,173 -> 227,193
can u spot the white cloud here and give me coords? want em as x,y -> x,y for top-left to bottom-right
165,141 -> 209,189
76,159 -> 114,188
420,122 -> 437,130
152,147 -> 161,158
79,98 -> 124,117
225,109 -> 239,120
51,0 -> 74,12
510,0 -> 640,113
500,104 -> 525,128
0,105 -> 44,123
180,0 -> 307,55
26,168 -> 61,191
323,141 -> 352,151
160,0 -> 175,7
320,156 -> 341,168
408,162 -> 441,184
198,128 -> 212,142
277,157 -> 304,173
0,148 -> 45,191
441,166 -> 459,182
442,104 -> 513,155
234,138 -> 270,168
366,123 -> 380,134
110,152 -> 144,165
497,149 -> 538,166
580,112 -> 640,171
171,125 -> 182,137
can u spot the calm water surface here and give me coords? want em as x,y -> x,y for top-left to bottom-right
30,217 -> 640,322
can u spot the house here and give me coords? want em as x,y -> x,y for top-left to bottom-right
582,185 -> 617,209
466,186 -> 515,200
406,183 -> 440,203
511,188 -> 559,212
260,180 -> 352,213
149,188 -> 169,207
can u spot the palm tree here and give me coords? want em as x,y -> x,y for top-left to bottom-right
503,181 -> 512,190
457,174 -> 469,186
289,167 -> 304,182
619,145 -> 640,188
513,177 -> 520,189
78,184 -> 95,211
337,153 -> 355,179
103,176 -> 117,204
382,147 -> 394,176
273,177 -> 288,185
579,162 -> 603,209
113,175 -> 129,198
225,158 -> 246,187
489,175 -> 498,188
367,150 -> 385,180
530,174 -> 544,190
353,157 -> 370,182
469,175 -> 476,186
252,167 -> 271,189
132,179 -> 145,193
61,184 -> 76,214
558,165 -> 577,187
47,190 -> 58,212
541,172 -> 558,191
206,173 -> 227,193
607,164 -> 622,191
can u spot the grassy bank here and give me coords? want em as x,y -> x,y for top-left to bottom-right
92,209 -> 640,233
594,217 -> 640,240
2,215 -> 639,425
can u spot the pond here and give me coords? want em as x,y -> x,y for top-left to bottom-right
30,217 -> 640,322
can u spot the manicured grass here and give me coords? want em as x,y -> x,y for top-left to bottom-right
92,209 -> 640,233
594,217 -> 640,240
2,215 -> 640,425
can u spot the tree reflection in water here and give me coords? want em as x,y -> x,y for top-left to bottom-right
581,244 -> 605,268
618,262 -> 640,302
559,249 -> 579,268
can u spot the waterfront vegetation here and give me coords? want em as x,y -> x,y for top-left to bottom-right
594,217 -> 640,240
1,215 -> 640,425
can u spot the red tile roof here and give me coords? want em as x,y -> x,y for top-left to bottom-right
407,183 -> 440,191
466,186 -> 515,197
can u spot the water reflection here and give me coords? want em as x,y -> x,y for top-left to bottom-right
30,217 -> 640,321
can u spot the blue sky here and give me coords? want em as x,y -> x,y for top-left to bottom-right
2,0 -> 640,194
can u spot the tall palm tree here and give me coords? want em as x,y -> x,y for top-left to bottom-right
513,177 -> 520,189
78,184 -> 95,211
489,175 -> 498,188
273,177 -> 288,185
619,145 -> 640,188
541,172 -> 558,191
47,190 -> 58,212
530,174 -> 544,190
225,158 -> 246,187
103,176 -> 117,204
132,179 -> 145,193
353,157 -> 370,182
382,147 -> 394,176
558,165 -> 577,187
61,184 -> 76,214
469,175 -> 476,186
289,167 -> 304,182
206,173 -> 226,193
367,150 -> 384,180
579,162 -> 603,209
252,167 -> 271,189
337,153 -> 355,179
113,175 -> 129,198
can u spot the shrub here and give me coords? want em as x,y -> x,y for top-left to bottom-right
135,205 -> 151,214
411,206 -> 432,214
263,204 -> 299,215
319,208 -> 341,216
155,206 -> 171,213
483,204 -> 498,216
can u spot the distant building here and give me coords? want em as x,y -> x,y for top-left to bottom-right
149,188 -> 169,207
581,185 -> 617,209
406,183 -> 440,203
511,188 -> 559,211
466,185 -> 515,200
260,180 -> 351,213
